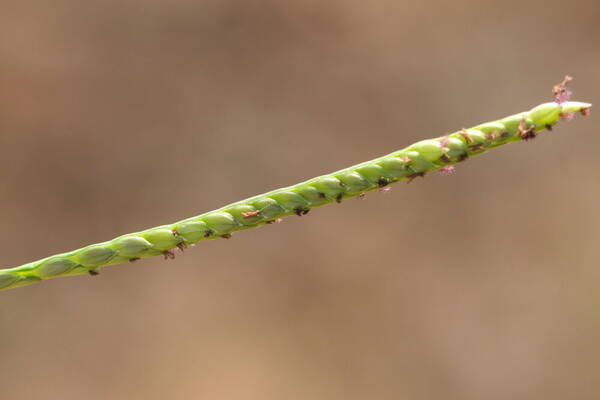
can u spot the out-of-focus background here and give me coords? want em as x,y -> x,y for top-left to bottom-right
1,1 -> 599,399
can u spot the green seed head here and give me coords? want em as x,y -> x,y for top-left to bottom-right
500,113 -> 527,133
175,220 -> 211,242
143,229 -> 180,251
445,136 -> 466,150
529,102 -> 562,125
38,258 -> 79,278
377,158 -> 407,175
293,185 -> 328,204
410,139 -> 444,161
354,164 -> 389,182
474,121 -> 506,133
402,151 -> 431,173
267,192 -> 308,212
466,129 -> 486,144
335,171 -> 372,193
561,101 -> 592,114
249,198 -> 285,219
76,245 -> 117,267
310,176 -> 345,197
114,236 -> 153,257
226,205 -> 262,226
201,212 -> 240,232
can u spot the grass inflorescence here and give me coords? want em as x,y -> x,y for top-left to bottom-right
0,77 -> 591,291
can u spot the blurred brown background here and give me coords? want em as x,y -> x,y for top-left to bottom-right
1,1 -> 599,399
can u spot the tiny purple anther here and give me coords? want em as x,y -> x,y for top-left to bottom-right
555,89 -> 572,104
553,75 -> 573,103
438,166 -> 455,174
440,135 -> 450,148
561,113 -> 574,121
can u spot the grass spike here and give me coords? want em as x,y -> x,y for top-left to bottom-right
0,80 -> 591,291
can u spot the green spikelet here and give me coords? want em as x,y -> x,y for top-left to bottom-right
0,96 -> 591,291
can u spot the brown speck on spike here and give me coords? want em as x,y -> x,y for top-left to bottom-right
163,250 -> 176,260
317,192 -> 326,199
129,257 -> 141,263
176,242 -> 187,252
242,210 -> 261,218
221,233 -> 232,239
469,144 -> 485,151
517,119 -> 536,141
545,124 -> 553,131
294,207 -> 310,216
458,152 -> 469,162
439,154 -> 451,163
581,107 -> 591,117
552,75 -> 573,103
407,172 -> 426,183
203,229 -> 214,238
377,177 -> 390,187
357,193 -> 366,199
336,194 -> 343,203
88,270 -> 99,276
172,230 -> 186,250
522,131 -> 536,141
486,131 -> 503,140
460,129 -> 473,143
266,218 -> 283,224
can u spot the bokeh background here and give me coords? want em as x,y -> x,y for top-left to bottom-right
1,1 -> 599,399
